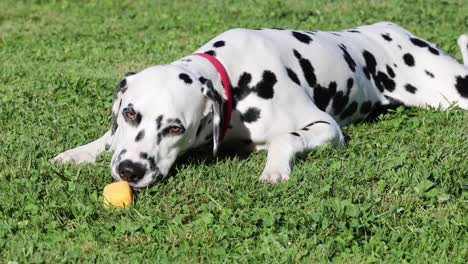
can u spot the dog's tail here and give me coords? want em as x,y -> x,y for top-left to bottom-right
458,34 -> 468,67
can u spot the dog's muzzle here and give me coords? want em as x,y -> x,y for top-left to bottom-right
117,160 -> 146,182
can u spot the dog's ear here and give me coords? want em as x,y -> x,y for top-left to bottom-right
200,77 -> 225,156
105,73 -> 135,150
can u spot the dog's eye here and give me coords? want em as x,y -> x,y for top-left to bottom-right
122,107 -> 141,126
165,126 -> 184,135
125,111 -> 135,120
123,109 -> 136,121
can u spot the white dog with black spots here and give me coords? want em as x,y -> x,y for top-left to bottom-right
53,22 -> 468,188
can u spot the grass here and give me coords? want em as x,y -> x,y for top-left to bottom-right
0,0 -> 467,262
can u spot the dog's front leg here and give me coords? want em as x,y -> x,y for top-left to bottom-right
260,120 -> 344,183
51,130 -> 111,164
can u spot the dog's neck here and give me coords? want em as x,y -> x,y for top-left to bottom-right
172,55 -> 231,148
172,55 -> 227,101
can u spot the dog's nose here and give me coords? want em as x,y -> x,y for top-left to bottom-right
117,160 -> 146,182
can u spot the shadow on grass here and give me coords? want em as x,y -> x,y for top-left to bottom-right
155,144 -> 254,184
343,103 -> 412,142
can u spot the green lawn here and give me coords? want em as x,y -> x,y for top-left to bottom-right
1,0 -> 467,262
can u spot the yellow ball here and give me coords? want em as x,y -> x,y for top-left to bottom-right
103,181 -> 133,208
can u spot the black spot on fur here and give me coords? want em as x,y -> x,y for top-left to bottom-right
290,132 -> 300,137
386,65 -> 396,78
362,50 -> 377,75
157,133 -> 162,144
381,34 -> 392,41
148,156 -> 157,171
360,101 -> 373,114
340,101 -> 358,119
213,40 -> 225,48
286,67 -> 301,85
375,71 -> 396,92
332,91 -> 349,115
135,130 -> 145,142
111,112 -> 118,135
328,81 -> 338,95
303,120 -> 331,128
425,70 -> 435,78
403,53 -> 415,66
455,75 -> 468,98
405,84 -> 418,94
232,72 -> 252,108
241,107 -> 261,123
198,76 -> 207,84
238,72 -> 252,88
347,30 -> 361,33
363,67 -> 371,79
113,78 -> 128,101
205,50 -> 216,56
410,37 -> 429,48
125,72 -> 136,76
339,44 -> 356,72
292,31 -> 313,44
410,37 -> 440,55
255,71 -> 276,99
314,82 -> 337,112
346,78 -> 354,94
293,49 -> 317,87
331,33 -> 341,36
428,47 -> 439,55
362,52 -> 395,93
330,81 -> 351,115
233,70 -> 276,108
139,152 -> 148,159
156,115 -> 163,130
119,78 -> 127,90
135,113 -> 142,126
179,73 -> 193,84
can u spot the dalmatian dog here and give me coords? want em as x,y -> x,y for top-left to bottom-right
52,22 -> 468,188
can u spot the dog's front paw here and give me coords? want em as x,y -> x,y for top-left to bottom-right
51,149 -> 96,164
260,167 -> 290,183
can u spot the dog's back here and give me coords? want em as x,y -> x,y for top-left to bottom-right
194,22 -> 468,126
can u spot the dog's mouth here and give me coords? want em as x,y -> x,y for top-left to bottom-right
111,159 -> 163,189
129,170 -> 163,189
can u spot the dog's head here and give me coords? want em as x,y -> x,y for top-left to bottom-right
106,65 -> 226,188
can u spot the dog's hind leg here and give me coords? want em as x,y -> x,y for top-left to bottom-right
260,117 -> 344,183
458,34 -> 468,67
379,31 -> 468,110
51,130 -> 110,164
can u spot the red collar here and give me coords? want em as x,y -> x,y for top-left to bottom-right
193,53 -> 232,141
